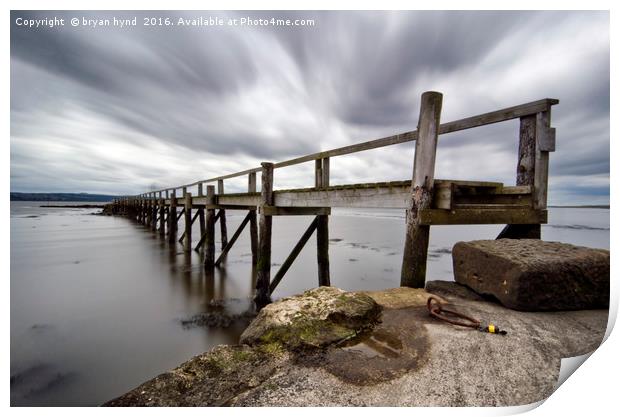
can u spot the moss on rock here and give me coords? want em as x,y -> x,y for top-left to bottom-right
240,286 -> 382,350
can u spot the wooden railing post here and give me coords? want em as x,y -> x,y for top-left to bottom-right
401,91 -> 443,288
316,157 -> 330,286
183,191 -> 192,251
218,179 -> 228,250
534,110 -> 554,210
204,185 -> 216,269
255,162 -> 274,309
197,183 -> 206,238
497,107 -> 555,239
168,190 -> 177,244
248,172 -> 258,265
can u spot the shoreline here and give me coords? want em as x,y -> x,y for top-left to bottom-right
105,282 -> 608,407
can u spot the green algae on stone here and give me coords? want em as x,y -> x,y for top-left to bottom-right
240,286 -> 382,350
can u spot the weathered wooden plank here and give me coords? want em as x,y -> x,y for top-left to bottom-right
259,206 -> 331,216
255,163 -> 274,309
438,98 -> 558,136
269,217 -> 319,295
214,211 -> 252,267
453,193 -> 533,207
205,204 -> 258,210
421,209 -> 547,225
401,91 -> 443,288
498,186 -> 532,195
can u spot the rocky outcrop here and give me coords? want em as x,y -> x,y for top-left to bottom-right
105,283 -> 607,407
452,239 -> 609,311
240,286 -> 381,349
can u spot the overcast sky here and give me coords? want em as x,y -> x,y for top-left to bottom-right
10,10 -> 609,204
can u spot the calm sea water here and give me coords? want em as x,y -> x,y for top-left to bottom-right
10,202 -> 609,406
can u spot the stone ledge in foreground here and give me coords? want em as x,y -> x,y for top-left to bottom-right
104,283 -> 608,407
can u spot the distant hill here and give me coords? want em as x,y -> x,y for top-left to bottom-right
10,192 -> 120,202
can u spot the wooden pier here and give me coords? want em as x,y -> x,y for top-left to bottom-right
110,92 -> 558,308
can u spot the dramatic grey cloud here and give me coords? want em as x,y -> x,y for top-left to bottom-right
10,10 -> 609,204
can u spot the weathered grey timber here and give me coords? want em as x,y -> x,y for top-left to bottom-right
248,172 -> 258,264
198,183 -> 205,238
167,190 -> 177,244
218,180 -> 228,250
204,186 -> 216,268
255,163 -> 274,309
315,157 -> 330,287
158,194 -> 165,237
183,192 -> 192,251
401,91 -> 443,288
110,92 -> 559,308
453,239 -> 610,311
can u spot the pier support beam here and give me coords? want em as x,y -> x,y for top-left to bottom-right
151,194 -> 158,231
248,172 -> 259,265
218,180 -> 228,250
255,162 -> 274,309
159,193 -> 165,237
198,183 -> 206,240
315,158 -> 331,287
497,115 -> 541,239
204,185 -> 216,269
401,91 -> 443,288
168,190 -> 177,244
183,191 -> 192,251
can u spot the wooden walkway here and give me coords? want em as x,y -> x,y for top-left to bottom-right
110,92 -> 558,308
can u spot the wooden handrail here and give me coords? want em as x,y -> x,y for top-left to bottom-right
131,98 -> 558,196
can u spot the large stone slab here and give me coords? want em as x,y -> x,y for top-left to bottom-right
452,239 -> 609,311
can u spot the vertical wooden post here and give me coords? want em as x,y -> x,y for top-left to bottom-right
401,91 -> 443,288
159,192 -> 165,236
204,185 -> 216,269
146,194 -> 151,226
198,183 -> 206,238
316,158 -> 330,286
255,163 -> 274,309
151,193 -> 158,231
217,179 -> 228,250
497,113 -> 543,239
248,172 -> 258,265
183,191 -> 192,251
168,190 -> 177,244
314,159 -> 322,188
141,196 -> 144,222
534,110 -> 553,210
